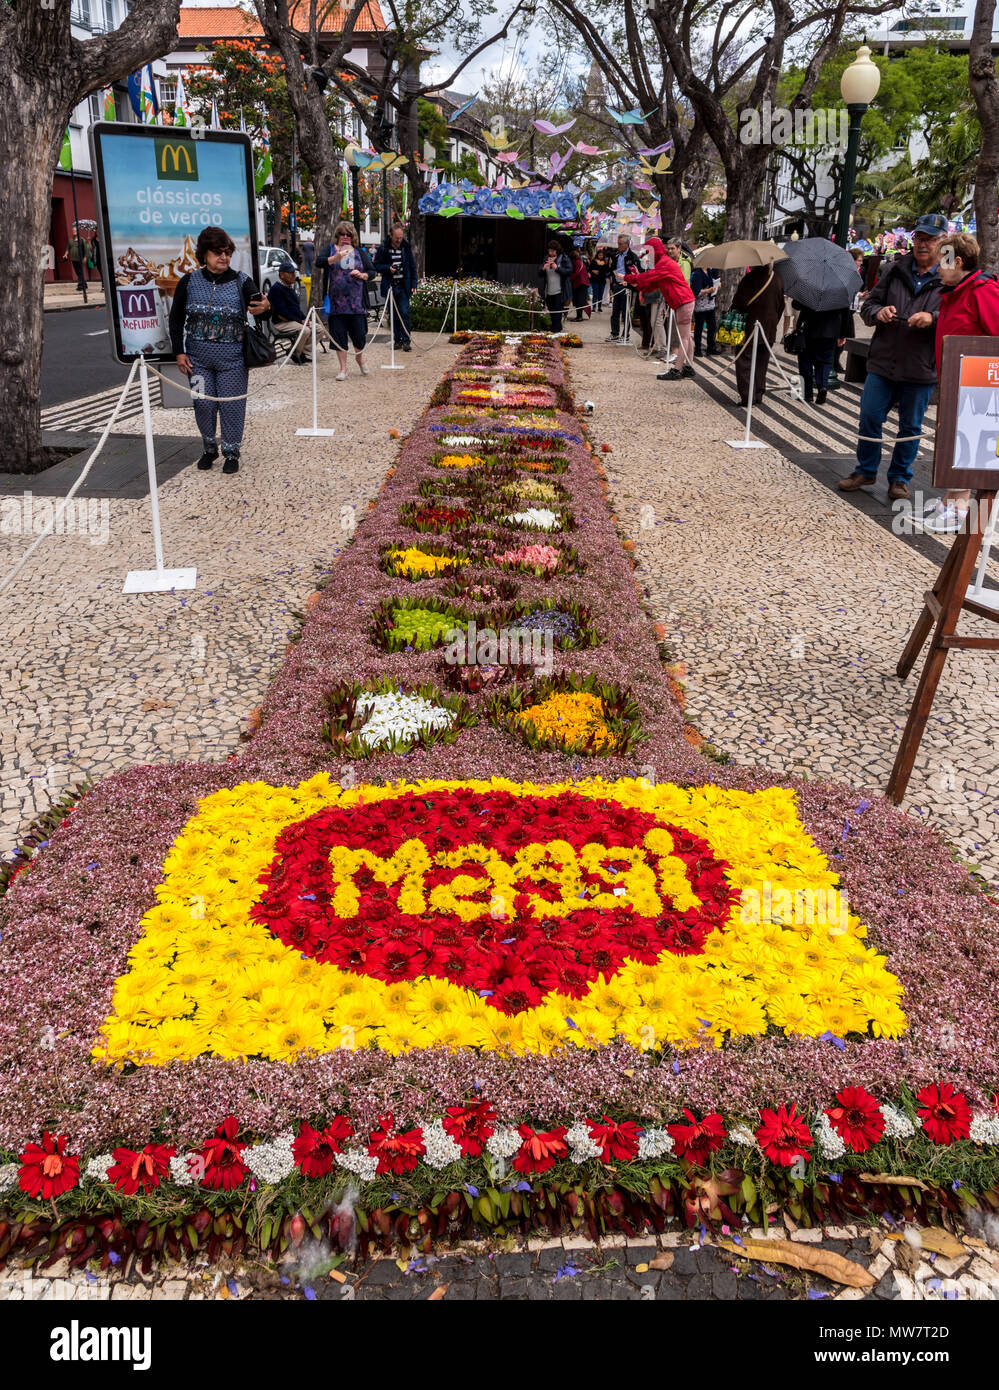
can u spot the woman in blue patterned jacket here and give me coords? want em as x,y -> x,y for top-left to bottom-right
169,227 -> 270,476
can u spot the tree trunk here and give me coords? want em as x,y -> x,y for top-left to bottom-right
970,0 -> 999,274
0,0 -> 182,470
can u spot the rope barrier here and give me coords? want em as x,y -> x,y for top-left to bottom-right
149,306 -> 321,403
386,281 -> 462,353
0,356 -> 141,597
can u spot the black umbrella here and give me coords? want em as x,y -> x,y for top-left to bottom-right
775,238 -> 860,311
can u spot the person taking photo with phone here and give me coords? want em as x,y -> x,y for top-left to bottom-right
170,227 -> 270,476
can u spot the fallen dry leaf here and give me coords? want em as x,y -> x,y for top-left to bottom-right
894,1240 -> 920,1275
428,1283 -> 451,1301
650,1252 -> 674,1271
718,1237 -> 876,1289
327,1269 -> 347,1284
859,1172 -> 931,1192
887,1228 -> 966,1259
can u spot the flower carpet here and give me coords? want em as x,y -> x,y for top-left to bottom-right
2,331 -> 999,1266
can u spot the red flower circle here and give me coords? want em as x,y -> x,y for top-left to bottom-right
756,1104 -> 813,1166
18,1131 -> 80,1200
251,790 -> 738,1014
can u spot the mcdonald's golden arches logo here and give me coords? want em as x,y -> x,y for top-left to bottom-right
154,137 -> 198,181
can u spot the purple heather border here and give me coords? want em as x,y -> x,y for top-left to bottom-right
0,336 -> 997,1157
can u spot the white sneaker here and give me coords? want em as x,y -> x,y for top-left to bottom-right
357,360 -> 370,376
335,370 -> 348,382
921,499 -> 968,533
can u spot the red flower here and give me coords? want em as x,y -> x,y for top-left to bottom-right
824,1086 -> 885,1154
293,1118 -> 354,1177
105,1144 -> 175,1195
200,1115 -> 248,1190
586,1116 -> 640,1162
367,1114 -> 425,1175
18,1132 -> 80,1200
916,1083 -> 971,1145
667,1109 -> 726,1166
756,1104 -> 813,1166
442,1101 -> 496,1157
513,1125 -> 568,1174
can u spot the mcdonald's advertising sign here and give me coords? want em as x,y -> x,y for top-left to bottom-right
89,123 -> 258,363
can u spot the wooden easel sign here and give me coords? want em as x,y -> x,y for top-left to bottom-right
887,335 -> 999,802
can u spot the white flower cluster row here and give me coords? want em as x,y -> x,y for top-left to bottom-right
504,507 -> 561,531
355,692 -> 455,749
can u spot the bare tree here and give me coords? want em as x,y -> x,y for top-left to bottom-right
645,0 -> 898,246
547,0 -> 713,233
252,0 -> 372,304
970,0 -> 999,273
321,0 -> 536,272
1,0 -> 183,469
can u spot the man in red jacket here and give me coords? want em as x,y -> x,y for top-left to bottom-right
625,238 -> 696,379
922,232 -> 999,532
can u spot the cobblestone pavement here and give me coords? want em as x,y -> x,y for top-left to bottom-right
3,1219 -> 998,1301
566,319 -> 999,885
0,330 -> 456,855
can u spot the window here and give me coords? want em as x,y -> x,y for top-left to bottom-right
89,93 -> 103,124
159,81 -> 177,108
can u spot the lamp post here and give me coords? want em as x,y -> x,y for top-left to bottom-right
344,143 -> 363,237
835,44 -> 881,248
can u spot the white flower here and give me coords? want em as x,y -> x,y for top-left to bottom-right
335,1148 -> 379,1183
169,1152 -> 201,1187
421,1120 -> 463,1170
440,435 -> 488,447
355,692 -> 455,749
84,1154 -> 114,1182
505,507 -> 560,531
880,1103 -> 916,1140
485,1126 -> 522,1160
637,1128 -> 674,1160
728,1124 -> 756,1148
815,1113 -> 846,1161
567,1122 -> 602,1164
244,1132 -> 296,1185
969,1112 -> 999,1146
0,1164 -> 19,1194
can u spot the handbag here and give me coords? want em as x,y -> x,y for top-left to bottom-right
783,327 -> 804,355
641,288 -> 663,306
236,270 -> 277,370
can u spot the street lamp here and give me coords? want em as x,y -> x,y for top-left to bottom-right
344,142 -> 363,237
835,44 -> 881,248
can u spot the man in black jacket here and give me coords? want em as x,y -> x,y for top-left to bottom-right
839,213 -> 946,501
373,223 -> 418,350
607,233 -> 641,343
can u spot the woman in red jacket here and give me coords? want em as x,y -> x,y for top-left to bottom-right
922,233 -> 999,532
625,238 -> 696,379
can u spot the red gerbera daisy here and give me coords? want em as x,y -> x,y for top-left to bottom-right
293,1118 -> 354,1177
512,1125 -> 568,1175
756,1104 -> 813,1166
106,1143 -> 175,1195
915,1082 -> 971,1145
824,1086 -> 885,1154
200,1115 -> 248,1191
441,1101 -> 497,1157
18,1132 -> 80,1200
367,1114 -> 425,1175
586,1116 -> 640,1162
667,1109 -> 726,1166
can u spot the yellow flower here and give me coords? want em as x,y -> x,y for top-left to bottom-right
263,1015 -> 330,1061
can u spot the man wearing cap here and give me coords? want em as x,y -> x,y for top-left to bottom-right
839,213 -> 947,501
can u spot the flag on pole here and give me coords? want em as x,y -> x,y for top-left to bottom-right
254,120 -> 273,193
102,88 -> 116,122
140,65 -> 158,124
210,98 -> 221,131
58,128 -> 72,172
173,72 -> 188,127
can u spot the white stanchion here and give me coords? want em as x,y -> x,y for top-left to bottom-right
122,355 -> 197,594
381,290 -> 405,370
726,322 -> 768,450
453,278 -> 459,336
296,311 -> 335,437
969,495 -> 999,613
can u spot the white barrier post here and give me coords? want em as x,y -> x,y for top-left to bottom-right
296,310 -> 335,437
453,278 -> 459,336
122,354 -> 197,594
726,321 -> 768,450
968,493 -> 999,613
381,288 -> 404,370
